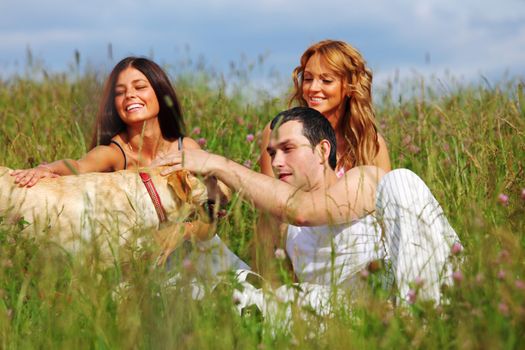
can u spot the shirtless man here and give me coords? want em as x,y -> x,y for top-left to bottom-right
158,107 -> 460,304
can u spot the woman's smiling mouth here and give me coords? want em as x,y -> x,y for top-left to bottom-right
126,103 -> 144,112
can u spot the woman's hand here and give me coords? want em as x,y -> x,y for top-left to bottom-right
10,165 -> 59,187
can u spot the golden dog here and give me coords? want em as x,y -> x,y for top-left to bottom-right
0,166 -> 213,263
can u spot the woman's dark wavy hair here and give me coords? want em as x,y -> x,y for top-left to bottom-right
90,56 -> 186,149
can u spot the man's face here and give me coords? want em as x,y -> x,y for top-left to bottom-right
267,120 -> 324,190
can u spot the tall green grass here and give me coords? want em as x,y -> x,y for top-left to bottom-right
0,58 -> 524,348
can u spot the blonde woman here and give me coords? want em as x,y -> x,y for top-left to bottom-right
260,39 -> 390,176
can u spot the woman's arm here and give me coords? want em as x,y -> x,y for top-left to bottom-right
374,133 -> 392,172
11,145 -> 123,187
258,123 -> 274,176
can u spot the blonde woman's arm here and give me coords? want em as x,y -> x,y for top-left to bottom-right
374,133 -> 391,172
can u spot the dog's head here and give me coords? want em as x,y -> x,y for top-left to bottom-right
155,169 -> 215,265
166,169 -> 208,207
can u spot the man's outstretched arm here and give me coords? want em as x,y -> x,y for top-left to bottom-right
156,149 -> 384,226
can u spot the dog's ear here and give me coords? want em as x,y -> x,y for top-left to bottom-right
167,170 -> 192,204
166,170 -> 208,206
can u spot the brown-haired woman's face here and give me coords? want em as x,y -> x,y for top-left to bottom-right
114,67 -> 160,126
302,53 -> 346,123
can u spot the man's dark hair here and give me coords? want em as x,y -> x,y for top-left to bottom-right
270,107 -> 337,170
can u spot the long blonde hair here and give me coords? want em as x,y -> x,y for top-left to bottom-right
290,40 -> 379,170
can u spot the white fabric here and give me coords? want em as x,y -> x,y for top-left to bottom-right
166,234 -> 249,277
165,234 -> 250,299
286,168 -> 460,304
376,168 -> 459,303
233,269 -> 334,316
232,270 -> 336,334
286,215 -> 384,286
190,234 -> 250,277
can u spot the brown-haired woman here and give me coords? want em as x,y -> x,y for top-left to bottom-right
12,56 -> 200,186
11,56 -> 247,271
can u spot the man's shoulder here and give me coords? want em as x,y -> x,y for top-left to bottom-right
335,166 -> 386,186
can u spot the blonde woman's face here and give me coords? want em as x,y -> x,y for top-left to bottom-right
302,53 -> 347,125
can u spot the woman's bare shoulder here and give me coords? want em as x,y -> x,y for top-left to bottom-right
182,137 -> 201,150
79,144 -> 124,172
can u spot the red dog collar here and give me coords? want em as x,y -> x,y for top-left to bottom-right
139,172 -> 167,223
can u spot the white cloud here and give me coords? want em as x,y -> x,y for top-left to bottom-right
0,0 -> 523,84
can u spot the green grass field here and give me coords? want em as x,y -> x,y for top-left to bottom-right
0,59 -> 524,349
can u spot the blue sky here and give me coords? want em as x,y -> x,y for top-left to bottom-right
1,0 -> 524,89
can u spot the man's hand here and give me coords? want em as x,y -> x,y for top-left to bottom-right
153,149 -> 220,177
